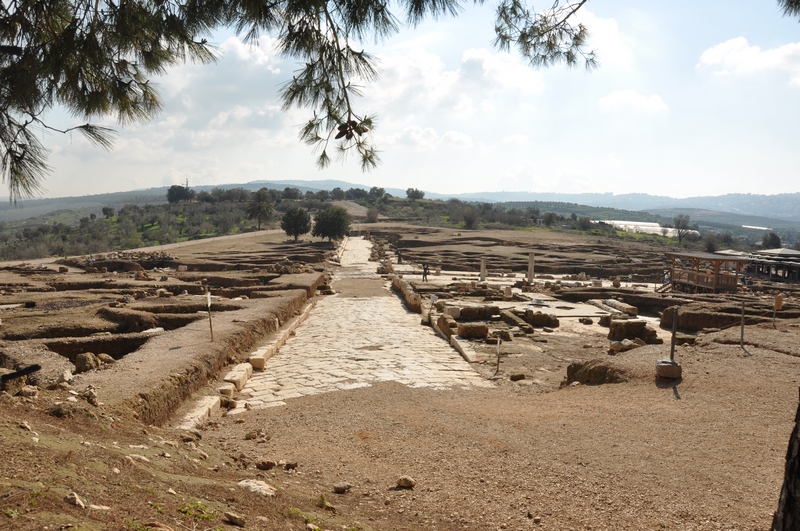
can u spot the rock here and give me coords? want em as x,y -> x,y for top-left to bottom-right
509,374 -> 525,382
237,479 -> 277,497
333,482 -> 352,494
457,322 -> 489,339
17,385 -> 38,398
608,319 -> 661,344
443,306 -> 461,319
283,461 -> 298,470
127,454 -> 150,463
65,491 -> 85,509
579,317 -> 593,325
542,327 -> 554,333
656,359 -> 682,379
436,314 -> 457,338
82,386 -> 99,406
491,329 -> 512,341
89,504 -> 111,510
74,352 -> 100,374
244,430 -> 258,440
608,339 -> 644,355
96,353 -> 115,364
57,369 -> 73,384
522,309 -> 559,328
0,368 -> 25,396
224,511 -> 246,527
255,460 -> 277,471
396,476 -> 416,489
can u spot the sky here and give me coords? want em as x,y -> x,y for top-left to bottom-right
33,0 -> 800,199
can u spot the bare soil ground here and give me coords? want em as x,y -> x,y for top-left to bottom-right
0,223 -> 798,531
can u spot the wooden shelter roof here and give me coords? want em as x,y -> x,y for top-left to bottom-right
665,251 -> 750,262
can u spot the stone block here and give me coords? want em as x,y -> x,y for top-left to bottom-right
478,305 -> 501,319
459,306 -> 481,320
656,360 -> 682,379
457,322 -> 489,339
248,355 -> 266,370
224,367 -> 251,391
443,306 -> 461,319
523,310 -> 559,328
437,314 -> 457,338
218,383 -> 236,397
233,362 -> 253,379
177,265 -> 188,272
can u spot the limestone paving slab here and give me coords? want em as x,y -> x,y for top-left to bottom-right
232,237 -> 491,412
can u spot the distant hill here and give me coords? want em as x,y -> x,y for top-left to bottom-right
453,192 -> 800,223
2,180 -> 799,236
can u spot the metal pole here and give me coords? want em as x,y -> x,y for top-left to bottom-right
670,308 -> 678,362
207,289 -> 214,342
740,300 -> 745,349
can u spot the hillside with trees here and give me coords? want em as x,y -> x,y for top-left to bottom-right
2,181 -> 797,261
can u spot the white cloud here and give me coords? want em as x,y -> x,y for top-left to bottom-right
697,37 -> 800,84
440,131 -> 473,150
598,89 -> 668,114
387,125 -> 472,151
574,10 -> 633,70
460,48 -> 545,93
220,36 -> 282,71
502,134 -> 529,145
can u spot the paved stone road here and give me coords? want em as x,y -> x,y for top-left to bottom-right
236,237 -> 491,410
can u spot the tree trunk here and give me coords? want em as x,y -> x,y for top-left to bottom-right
772,388 -> 800,530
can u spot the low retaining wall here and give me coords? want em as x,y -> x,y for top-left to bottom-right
390,274 -> 422,313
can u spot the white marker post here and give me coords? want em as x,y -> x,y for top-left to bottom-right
207,289 -> 214,342
528,252 -> 535,285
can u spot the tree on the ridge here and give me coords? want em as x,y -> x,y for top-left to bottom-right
281,205 -> 312,241
673,214 -> 692,244
245,189 -> 275,230
406,188 -> 425,200
312,206 -> 351,242
167,185 -> 195,204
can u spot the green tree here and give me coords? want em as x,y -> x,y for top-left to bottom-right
704,234 -> 719,253
542,212 -> 557,227
673,214 -> 692,244
762,232 -> 782,249
368,187 -> 385,200
282,187 -> 302,200
167,185 -> 195,204
406,188 -> 425,200
462,207 -> 480,229
101,207 -> 115,219
245,189 -> 275,230
281,205 -> 312,241
0,0 -> 216,200
312,206 -> 351,242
